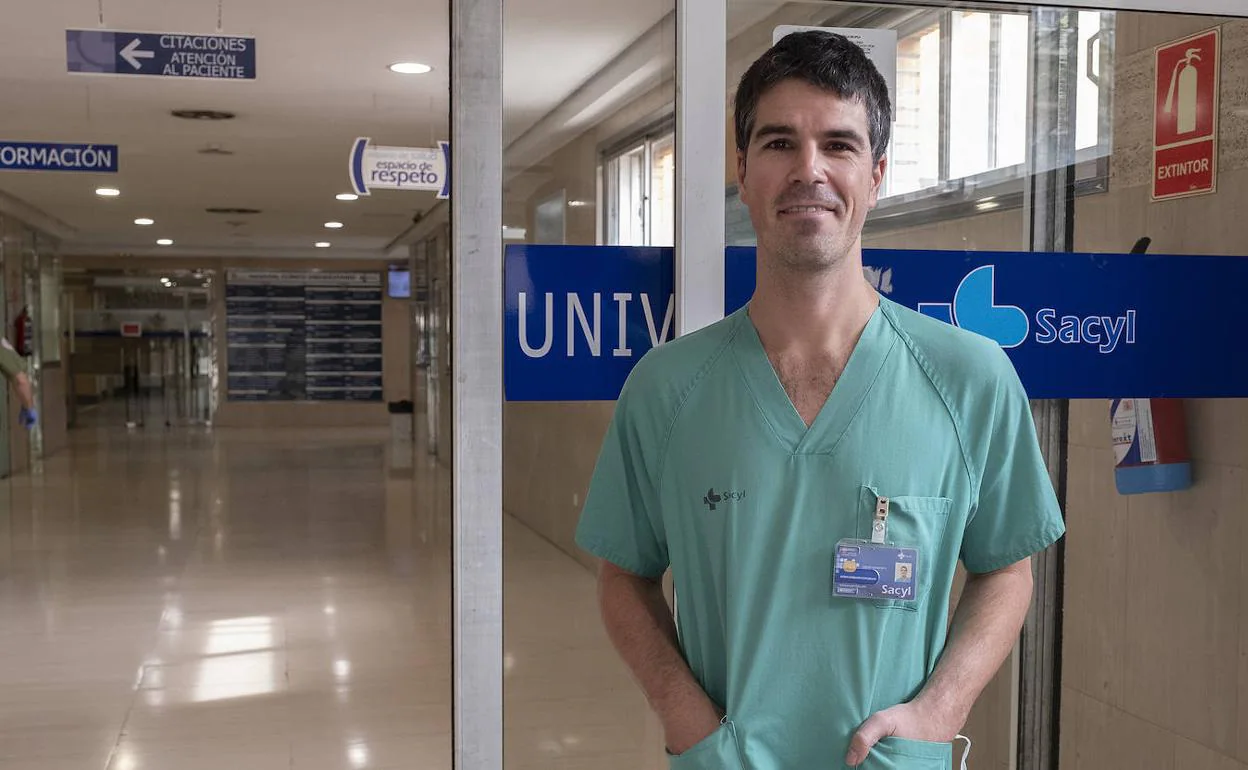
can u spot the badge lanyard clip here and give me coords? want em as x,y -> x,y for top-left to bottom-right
871,496 -> 889,545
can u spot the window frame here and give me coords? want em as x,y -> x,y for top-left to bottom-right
598,115 -> 677,247
868,7 -> 1115,232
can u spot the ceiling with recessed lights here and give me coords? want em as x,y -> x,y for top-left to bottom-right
0,0 -> 790,260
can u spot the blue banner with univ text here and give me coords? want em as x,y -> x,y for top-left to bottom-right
504,245 -> 1248,402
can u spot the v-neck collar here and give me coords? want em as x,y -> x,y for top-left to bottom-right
730,298 -> 896,455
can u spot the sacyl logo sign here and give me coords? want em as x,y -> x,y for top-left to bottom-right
918,265 -> 1138,354
703,488 -> 745,511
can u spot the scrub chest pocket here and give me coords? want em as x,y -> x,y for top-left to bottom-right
847,486 -> 952,611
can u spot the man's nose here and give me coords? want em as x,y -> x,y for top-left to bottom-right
788,143 -> 826,186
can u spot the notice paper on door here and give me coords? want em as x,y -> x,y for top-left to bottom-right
772,25 -> 898,121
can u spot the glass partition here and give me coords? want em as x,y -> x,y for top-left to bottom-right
501,1 -> 677,767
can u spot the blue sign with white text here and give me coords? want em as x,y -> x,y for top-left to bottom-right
66,29 -> 256,80
505,245 -> 1248,401
0,142 -> 118,173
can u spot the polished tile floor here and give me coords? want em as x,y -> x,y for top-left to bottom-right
0,406 -> 663,769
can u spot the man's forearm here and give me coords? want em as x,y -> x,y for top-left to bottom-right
913,559 -> 1034,737
14,373 -> 34,411
597,563 -> 721,750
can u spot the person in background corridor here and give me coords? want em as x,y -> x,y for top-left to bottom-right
575,30 -> 1065,770
0,337 -> 37,429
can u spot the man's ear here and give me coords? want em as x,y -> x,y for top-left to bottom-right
867,154 -> 888,209
736,149 -> 748,202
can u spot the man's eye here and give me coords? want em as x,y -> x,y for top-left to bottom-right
764,140 -> 791,150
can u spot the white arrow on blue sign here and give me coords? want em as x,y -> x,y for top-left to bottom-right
66,29 -> 256,80
350,138 -> 451,198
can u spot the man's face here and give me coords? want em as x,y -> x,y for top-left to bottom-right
737,79 -> 886,274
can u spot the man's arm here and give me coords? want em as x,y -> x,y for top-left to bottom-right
845,557 -> 1034,766
597,559 -> 724,755
13,372 -> 34,412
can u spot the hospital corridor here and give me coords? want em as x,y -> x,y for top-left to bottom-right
0,417 -> 661,769
3,0 -> 1248,768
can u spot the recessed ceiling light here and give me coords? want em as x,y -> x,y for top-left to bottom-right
336,193 -> 359,202
324,221 -> 344,229
315,242 -> 331,248
157,239 -> 174,246
135,218 -> 155,226
96,187 -> 121,197
567,200 -> 592,208
389,62 -> 432,75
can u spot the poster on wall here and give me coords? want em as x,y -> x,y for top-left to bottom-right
225,270 -> 384,402
1152,28 -> 1220,202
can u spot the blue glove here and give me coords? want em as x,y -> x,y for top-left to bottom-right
19,407 -> 36,429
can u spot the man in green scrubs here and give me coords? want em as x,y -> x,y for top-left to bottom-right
0,337 -> 37,429
575,30 -> 1065,770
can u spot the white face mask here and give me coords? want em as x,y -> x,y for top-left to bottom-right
955,734 -> 972,770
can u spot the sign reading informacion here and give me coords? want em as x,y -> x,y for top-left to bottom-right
225,270 -> 383,403
504,245 -> 1248,402
350,138 -> 451,198
1153,28 -> 1219,201
0,141 -> 118,173
772,25 -> 898,117
66,29 -> 257,80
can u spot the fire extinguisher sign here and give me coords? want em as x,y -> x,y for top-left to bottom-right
1152,28 -> 1220,202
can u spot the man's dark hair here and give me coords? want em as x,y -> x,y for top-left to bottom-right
733,30 -> 892,163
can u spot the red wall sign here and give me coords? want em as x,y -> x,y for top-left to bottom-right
1153,28 -> 1220,201
120,322 -> 142,338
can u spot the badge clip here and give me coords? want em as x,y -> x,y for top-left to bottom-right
871,496 -> 889,545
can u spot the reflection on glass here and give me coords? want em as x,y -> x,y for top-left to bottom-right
1077,11 -> 1106,152
878,6 -> 1113,203
887,21 -> 940,197
649,133 -> 675,247
604,126 -> 676,246
606,146 -> 647,245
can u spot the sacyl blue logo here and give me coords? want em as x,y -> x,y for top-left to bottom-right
918,265 -> 1137,354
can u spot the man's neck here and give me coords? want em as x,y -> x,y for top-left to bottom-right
747,252 -> 879,359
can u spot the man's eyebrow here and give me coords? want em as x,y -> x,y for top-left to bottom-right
753,124 -> 795,140
752,125 -> 868,148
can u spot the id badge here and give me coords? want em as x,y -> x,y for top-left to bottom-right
834,540 -> 921,602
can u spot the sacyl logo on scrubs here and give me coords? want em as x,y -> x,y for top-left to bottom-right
918,265 -> 1138,354
703,488 -> 745,511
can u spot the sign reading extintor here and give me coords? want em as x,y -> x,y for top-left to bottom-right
1153,28 -> 1220,201
350,138 -> 450,198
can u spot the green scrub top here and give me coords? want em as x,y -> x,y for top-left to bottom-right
0,338 -> 25,380
575,297 -> 1066,770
